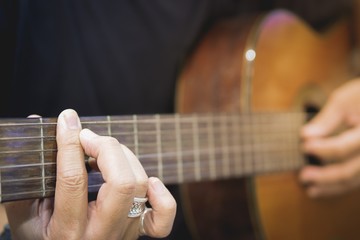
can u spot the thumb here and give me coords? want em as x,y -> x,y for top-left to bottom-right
51,109 -> 88,237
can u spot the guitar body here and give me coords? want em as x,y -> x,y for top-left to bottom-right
177,10 -> 360,239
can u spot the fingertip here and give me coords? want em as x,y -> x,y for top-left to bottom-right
301,124 -> 325,138
58,109 -> 81,130
299,167 -> 319,183
79,129 -> 100,157
301,140 -> 317,154
58,109 -> 77,119
148,177 -> 167,194
148,177 -> 176,211
79,128 -> 98,140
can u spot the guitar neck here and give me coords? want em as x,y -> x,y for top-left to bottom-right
0,111 -> 306,202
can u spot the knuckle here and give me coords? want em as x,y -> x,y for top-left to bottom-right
103,136 -> 120,146
158,192 -> 177,213
110,179 -> 137,197
58,168 -> 87,192
337,168 -> 355,184
58,133 -> 80,147
330,87 -> 345,103
96,136 -> 121,153
165,197 -> 177,212
137,177 -> 149,194
331,145 -> 346,159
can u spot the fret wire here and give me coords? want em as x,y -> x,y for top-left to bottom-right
155,115 -> 163,180
284,116 -> 293,170
253,114 -> 263,173
220,114 -> 230,178
192,114 -> 201,181
39,118 -> 46,197
174,114 -> 183,183
243,114 -> 252,174
107,116 -> 112,137
207,114 -> 216,179
263,114 -> 272,172
232,114 -> 241,176
288,131 -> 296,170
133,115 -> 139,157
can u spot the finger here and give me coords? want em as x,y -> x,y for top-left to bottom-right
301,95 -> 343,139
305,181 -> 360,198
79,129 -> 136,231
303,126 -> 360,161
299,158 -> 360,197
120,145 -> 148,197
51,109 -> 87,237
143,177 -> 176,238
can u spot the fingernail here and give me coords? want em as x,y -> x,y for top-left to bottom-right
150,177 -> 166,194
63,109 -> 81,130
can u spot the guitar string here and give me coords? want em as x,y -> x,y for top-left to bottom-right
0,111 -> 307,127
0,122 -> 302,172
0,112 -> 305,159
0,113 -> 306,200
0,137 -> 300,180
0,129 -> 300,151
0,116 -> 302,142
0,134 -> 301,166
0,156 -> 302,186
0,151 -> 304,199
0,142 -> 303,170
2,147 -> 303,200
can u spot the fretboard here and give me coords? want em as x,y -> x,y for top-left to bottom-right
0,112 -> 306,202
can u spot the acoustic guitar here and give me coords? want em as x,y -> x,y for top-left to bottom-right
177,9 -> 360,240
0,9 -> 359,239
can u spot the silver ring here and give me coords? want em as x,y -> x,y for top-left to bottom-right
140,207 -> 152,236
128,197 -> 148,218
